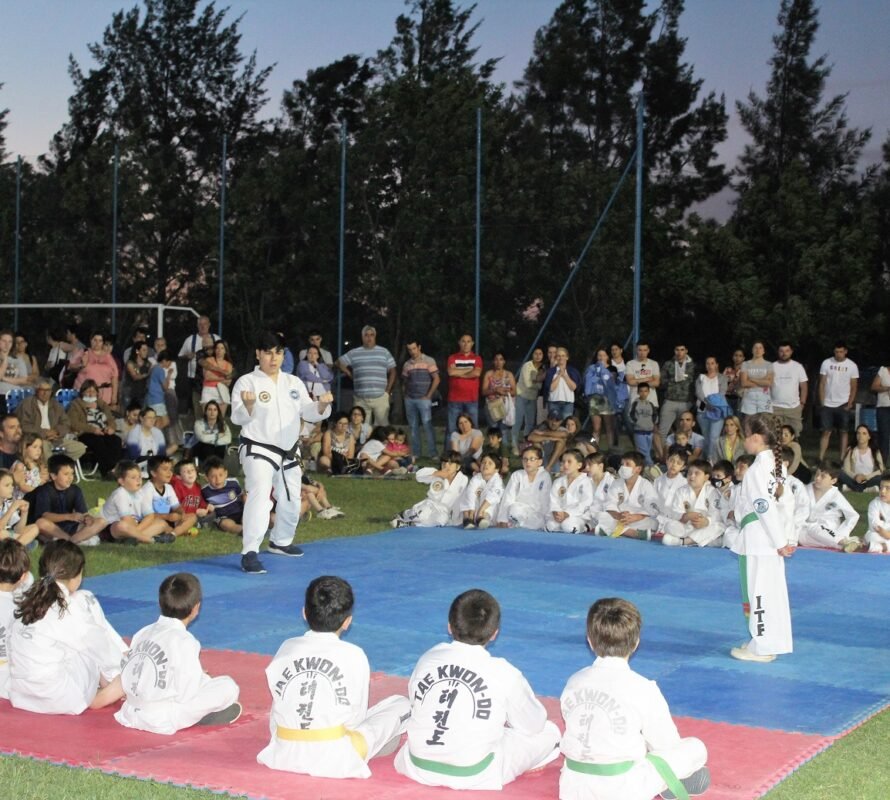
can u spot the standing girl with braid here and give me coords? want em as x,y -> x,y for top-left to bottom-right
730,413 -> 795,663
8,540 -> 127,714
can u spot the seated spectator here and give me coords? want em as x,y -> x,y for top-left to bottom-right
527,410 -> 569,472
0,330 -> 31,398
391,451 -> 467,528
665,411 -> 704,461
300,474 -> 344,520
800,461 -> 860,551
780,446 -> 811,545
16,378 -> 87,462
449,414 -> 484,472
199,340 -> 234,418
299,419 -> 325,466
863,474 -> 890,553
545,449 -> 594,533
720,454 -> 754,551
348,405 -> 371,447
839,425 -> 885,493
593,451 -> 659,540
100,460 -> 174,544
139,455 -> 198,538
653,448 -> 689,533
73,332 -> 119,407
122,341 -> 151,409
460,453 -> 504,529
0,468 -> 39,546
68,380 -> 125,475
779,424 -> 811,483
358,426 -> 405,476
318,411 -> 359,475
296,345 -> 335,401
25,454 -> 105,544
496,445 -> 552,530
563,415 -> 597,459
0,414 -> 22,469
12,332 -> 39,381
659,459 -> 725,547
11,434 -> 48,497
716,415 -> 745,466
126,407 -> 168,471
191,400 -> 231,463
483,426 -> 511,477
384,428 -> 414,470
200,456 -> 244,535
116,400 -> 142,442
171,460 -> 213,526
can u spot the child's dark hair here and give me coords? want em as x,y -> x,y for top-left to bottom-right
688,458 -> 711,475
448,589 -> 500,646
368,425 -> 389,443
147,454 -> 173,476
175,458 -> 198,476
637,382 -> 650,391
780,424 -> 797,441
115,459 -> 140,480
440,449 -> 463,466
880,472 -> 890,486
562,448 -> 584,465
155,349 -> 173,364
780,446 -> 795,465
713,459 -> 734,477
126,399 -> 142,414
486,426 -> 502,438
159,573 -> 202,619
478,452 -> 499,471
735,453 -> 755,469
816,459 -> 842,480
521,444 -> 544,461
666,445 -> 690,464
743,413 -> 784,496
304,575 -> 354,632
586,597 -> 641,658
584,452 -> 607,468
257,329 -> 286,351
203,455 -> 227,474
15,540 -> 85,626
621,451 -> 645,469
0,538 -> 30,585
48,453 -> 77,476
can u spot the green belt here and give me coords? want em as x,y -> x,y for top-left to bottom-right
409,751 -> 495,777
565,754 -> 688,800
739,511 -> 758,529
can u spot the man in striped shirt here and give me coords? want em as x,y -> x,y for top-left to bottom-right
337,326 -> 397,426
402,340 -> 440,459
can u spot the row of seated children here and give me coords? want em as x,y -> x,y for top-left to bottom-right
0,545 -> 709,799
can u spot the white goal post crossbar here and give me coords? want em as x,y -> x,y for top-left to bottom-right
0,304 -> 200,338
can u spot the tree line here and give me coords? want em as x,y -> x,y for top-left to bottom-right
0,0 -> 887,373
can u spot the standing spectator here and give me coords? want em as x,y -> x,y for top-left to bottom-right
199,340 -> 234,417
0,330 -> 31,397
739,341 -> 773,416
74,332 -> 119,408
625,340 -> 660,409
582,348 -> 618,449
122,341 -> 152,410
44,327 -> 69,383
337,326 -> 396,426
871,361 -> 890,463
178,315 -> 221,419
401,339 -> 440,459
121,326 -> 154,364
66,380 -> 123,477
56,324 -> 87,387
482,352 -> 516,446
297,329 -> 334,366
818,342 -> 859,461
771,342 -> 808,435
695,356 -> 729,461
296,345 -> 335,401
543,347 -> 580,420
659,344 -> 696,437
609,341 -> 630,448
512,347 -> 545,454
15,378 -> 87,463
723,348 -> 746,416
12,333 -> 39,380
445,333 -> 483,445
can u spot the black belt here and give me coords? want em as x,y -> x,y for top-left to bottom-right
238,436 -> 303,500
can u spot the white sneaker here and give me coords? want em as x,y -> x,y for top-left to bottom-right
477,518 -> 491,530
330,507 -> 345,518
730,646 -> 775,663
318,507 -> 337,520
80,535 -> 102,547
391,516 -> 409,529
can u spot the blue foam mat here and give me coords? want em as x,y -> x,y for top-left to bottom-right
86,529 -> 890,736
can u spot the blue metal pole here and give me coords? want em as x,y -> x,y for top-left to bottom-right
475,107 -> 482,350
337,121 -> 347,406
111,142 -> 119,334
632,93 -> 644,349
218,134 -> 227,337
14,157 -> 21,331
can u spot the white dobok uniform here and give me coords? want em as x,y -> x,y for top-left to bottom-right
231,368 -> 330,554
653,473 -> 687,531
497,469 -> 553,530
730,450 -> 793,657
798,485 -> 860,549
257,630 -> 410,778
865,499 -> 890,551
394,640 -> 560,790
560,656 -> 707,800
546,474 -> 594,533
661,483 -> 725,547
718,483 -> 742,551
115,615 -> 239,735
582,473 -> 614,530
402,468 -> 469,527
596,477 -> 660,535
460,473 -> 505,522
8,586 -> 126,714
784,475 -> 811,546
0,572 -> 33,699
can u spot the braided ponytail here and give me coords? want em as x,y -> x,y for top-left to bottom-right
742,412 -> 785,499
14,540 -> 85,626
771,414 -> 785,499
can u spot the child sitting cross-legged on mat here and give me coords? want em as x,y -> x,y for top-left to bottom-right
594,451 -> 660,540
798,460 -> 860,552
560,597 -> 710,800
0,539 -> 33,700
115,572 -> 241,734
863,473 -> 890,553
257,575 -> 410,778
391,451 -> 468,528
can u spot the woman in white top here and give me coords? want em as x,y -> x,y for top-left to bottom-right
512,347 -> 545,453
695,356 -> 729,462
739,341 -> 773,415
871,365 -> 890,463
839,425 -> 885,492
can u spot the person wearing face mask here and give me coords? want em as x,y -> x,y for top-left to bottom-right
593,451 -> 659,539
67,380 -> 124,477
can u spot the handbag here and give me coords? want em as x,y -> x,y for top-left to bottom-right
486,396 -> 506,422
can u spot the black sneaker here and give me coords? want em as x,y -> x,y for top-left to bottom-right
267,541 -> 304,558
152,533 -> 176,544
241,551 -> 267,574
661,766 -> 711,799
197,702 -> 243,726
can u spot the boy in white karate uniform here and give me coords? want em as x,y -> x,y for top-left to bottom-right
395,589 -> 560,789
718,455 -> 753,551
798,460 -> 860,551
582,452 -> 613,530
653,448 -> 689,534
115,573 -> 241,734
461,453 -> 505,529
258,576 -> 410,778
863,475 -> 890,553
392,451 -> 468,528
595,451 -> 660,539
560,597 -> 709,800
660,460 -> 725,547
780,447 -> 810,546
546,449 -> 594,533
497,445 -> 552,530
0,539 -> 32,700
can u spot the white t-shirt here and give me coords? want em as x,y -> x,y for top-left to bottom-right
819,357 -> 859,408
876,366 -> 890,409
626,359 -> 660,406
102,486 -> 152,523
139,482 -> 181,515
771,360 -> 808,408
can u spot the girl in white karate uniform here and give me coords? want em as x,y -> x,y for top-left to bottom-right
496,445 -> 552,530
730,414 -> 794,663
460,453 -> 505,529
393,451 -> 468,528
582,452 -> 613,530
8,540 -> 126,714
546,449 -> 594,533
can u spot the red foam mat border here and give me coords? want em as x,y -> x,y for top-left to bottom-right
0,648 -> 835,799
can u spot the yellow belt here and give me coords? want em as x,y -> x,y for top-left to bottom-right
276,724 -> 368,760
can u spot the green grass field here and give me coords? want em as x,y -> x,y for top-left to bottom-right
1,466 -> 886,799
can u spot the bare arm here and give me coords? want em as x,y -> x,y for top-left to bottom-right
426,372 -> 441,400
